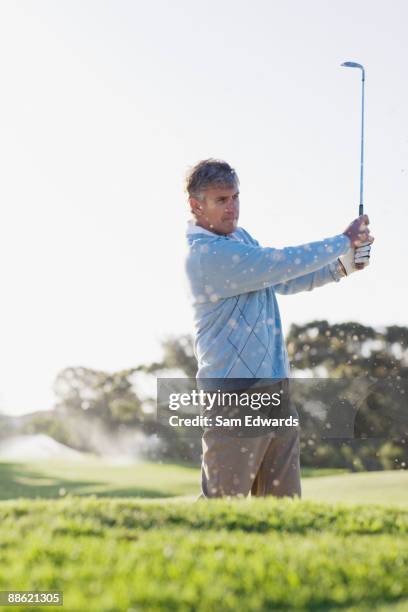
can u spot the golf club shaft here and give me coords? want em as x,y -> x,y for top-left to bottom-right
359,71 -> 365,216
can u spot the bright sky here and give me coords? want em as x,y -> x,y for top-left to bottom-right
0,0 -> 407,416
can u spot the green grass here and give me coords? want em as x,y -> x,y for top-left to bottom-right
302,470 -> 408,507
0,496 -> 407,611
1,459 -> 407,610
0,457 -> 200,500
0,457 -> 406,506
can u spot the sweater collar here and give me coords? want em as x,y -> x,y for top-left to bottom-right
186,220 -> 239,240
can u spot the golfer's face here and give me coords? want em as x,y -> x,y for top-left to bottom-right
199,185 -> 240,236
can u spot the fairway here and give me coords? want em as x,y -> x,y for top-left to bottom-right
0,457 -> 407,506
302,469 -> 408,507
0,457 -> 200,500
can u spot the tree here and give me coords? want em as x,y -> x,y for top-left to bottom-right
139,335 -> 197,378
286,321 -> 408,470
286,320 -> 408,378
53,366 -> 143,426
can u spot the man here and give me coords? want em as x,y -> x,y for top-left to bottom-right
184,159 -> 373,499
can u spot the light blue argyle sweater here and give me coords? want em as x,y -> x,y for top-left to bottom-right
185,221 -> 350,386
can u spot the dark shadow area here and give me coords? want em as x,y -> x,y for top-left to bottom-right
0,461 -> 105,500
0,462 -> 173,500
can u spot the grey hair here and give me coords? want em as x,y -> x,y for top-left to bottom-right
185,159 -> 239,201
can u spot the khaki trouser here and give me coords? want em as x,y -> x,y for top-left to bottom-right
198,382 -> 301,499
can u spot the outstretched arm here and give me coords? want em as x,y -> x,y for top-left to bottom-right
273,260 -> 345,295
190,234 -> 351,299
274,241 -> 372,295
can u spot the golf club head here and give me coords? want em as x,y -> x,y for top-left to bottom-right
341,61 -> 365,80
341,61 -> 364,70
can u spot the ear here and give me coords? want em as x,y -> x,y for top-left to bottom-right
189,196 -> 203,217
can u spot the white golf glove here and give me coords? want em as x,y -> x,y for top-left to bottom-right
338,241 -> 372,276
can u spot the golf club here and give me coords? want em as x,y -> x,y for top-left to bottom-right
341,61 -> 368,270
341,61 -> 365,216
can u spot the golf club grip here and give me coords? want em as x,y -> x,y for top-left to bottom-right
357,203 -> 365,267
